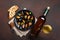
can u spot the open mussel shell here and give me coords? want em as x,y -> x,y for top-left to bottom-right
14,10 -> 35,31
42,25 -> 52,34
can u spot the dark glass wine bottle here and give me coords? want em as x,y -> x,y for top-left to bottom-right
30,6 -> 50,37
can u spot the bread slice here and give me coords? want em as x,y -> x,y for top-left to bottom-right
8,5 -> 19,19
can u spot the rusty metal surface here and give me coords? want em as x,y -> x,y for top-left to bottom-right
0,0 -> 60,40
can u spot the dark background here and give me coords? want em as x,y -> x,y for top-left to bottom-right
0,0 -> 60,40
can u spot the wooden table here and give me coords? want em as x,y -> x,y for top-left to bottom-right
0,0 -> 60,40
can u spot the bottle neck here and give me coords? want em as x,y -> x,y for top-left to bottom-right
43,7 -> 50,17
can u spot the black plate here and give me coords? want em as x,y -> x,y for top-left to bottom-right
14,10 -> 35,31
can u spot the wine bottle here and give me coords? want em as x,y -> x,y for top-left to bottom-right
30,6 -> 50,37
